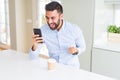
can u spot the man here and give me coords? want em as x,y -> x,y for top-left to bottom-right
29,1 -> 86,68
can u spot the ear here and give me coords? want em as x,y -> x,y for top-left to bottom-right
60,13 -> 64,19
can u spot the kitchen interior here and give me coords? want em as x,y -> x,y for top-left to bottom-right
0,0 -> 120,80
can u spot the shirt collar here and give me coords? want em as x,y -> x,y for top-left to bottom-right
60,19 -> 65,30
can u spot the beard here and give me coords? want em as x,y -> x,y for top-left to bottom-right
48,19 -> 60,30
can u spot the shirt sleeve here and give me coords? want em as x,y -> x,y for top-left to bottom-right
75,26 -> 86,55
29,44 -> 43,60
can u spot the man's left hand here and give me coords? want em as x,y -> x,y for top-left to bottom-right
68,46 -> 78,55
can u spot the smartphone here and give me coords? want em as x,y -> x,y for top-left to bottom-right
33,28 -> 42,37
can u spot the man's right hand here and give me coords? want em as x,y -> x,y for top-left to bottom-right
32,34 -> 44,51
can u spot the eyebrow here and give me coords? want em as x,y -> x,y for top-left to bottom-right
46,16 -> 55,19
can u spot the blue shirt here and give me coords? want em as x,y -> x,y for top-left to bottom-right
29,20 -> 86,68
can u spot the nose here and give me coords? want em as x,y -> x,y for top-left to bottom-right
47,18 -> 52,24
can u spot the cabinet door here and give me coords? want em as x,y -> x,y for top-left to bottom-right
92,48 -> 120,79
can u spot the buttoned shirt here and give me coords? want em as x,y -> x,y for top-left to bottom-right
29,20 -> 86,68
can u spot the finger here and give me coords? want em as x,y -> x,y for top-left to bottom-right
71,48 -> 76,53
32,35 -> 43,41
35,37 -> 43,40
72,49 -> 76,53
36,39 -> 44,43
32,35 -> 40,38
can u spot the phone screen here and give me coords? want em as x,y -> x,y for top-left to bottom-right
33,28 -> 42,37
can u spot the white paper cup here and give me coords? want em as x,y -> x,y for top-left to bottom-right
48,58 -> 56,70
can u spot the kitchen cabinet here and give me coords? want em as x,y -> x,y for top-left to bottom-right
92,48 -> 120,80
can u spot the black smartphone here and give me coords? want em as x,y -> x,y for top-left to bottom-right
33,28 -> 42,37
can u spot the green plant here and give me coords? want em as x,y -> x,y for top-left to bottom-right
107,25 -> 120,33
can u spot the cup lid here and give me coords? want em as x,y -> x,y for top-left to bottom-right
48,58 -> 56,63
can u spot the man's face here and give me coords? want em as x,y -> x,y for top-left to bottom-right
45,10 -> 63,30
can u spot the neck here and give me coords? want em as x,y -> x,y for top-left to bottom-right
57,20 -> 63,31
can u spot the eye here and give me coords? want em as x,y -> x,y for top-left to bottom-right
46,16 -> 49,20
51,17 -> 55,20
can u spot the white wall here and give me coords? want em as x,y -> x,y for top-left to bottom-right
62,0 -> 94,71
9,0 -> 33,53
9,0 -> 17,50
15,0 -> 26,52
25,0 -> 33,53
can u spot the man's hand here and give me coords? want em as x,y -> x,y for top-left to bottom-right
68,46 -> 78,55
32,35 -> 44,51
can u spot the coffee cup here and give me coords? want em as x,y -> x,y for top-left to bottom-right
48,58 -> 56,70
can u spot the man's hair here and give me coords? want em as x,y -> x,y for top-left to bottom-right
45,1 -> 63,14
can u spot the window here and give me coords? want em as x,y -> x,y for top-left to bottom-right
93,0 -> 120,51
115,5 -> 120,26
0,0 -> 10,45
94,0 -> 120,42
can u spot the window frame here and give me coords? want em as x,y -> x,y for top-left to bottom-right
0,0 -> 10,46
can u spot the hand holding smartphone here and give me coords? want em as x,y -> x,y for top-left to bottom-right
33,28 -> 43,43
33,28 -> 42,37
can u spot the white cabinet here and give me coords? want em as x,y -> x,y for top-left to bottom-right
92,48 -> 120,80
